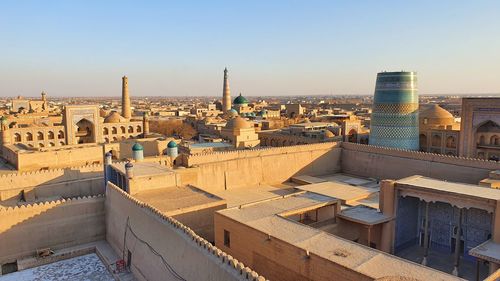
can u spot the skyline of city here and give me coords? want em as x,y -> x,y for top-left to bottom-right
1,1 -> 500,97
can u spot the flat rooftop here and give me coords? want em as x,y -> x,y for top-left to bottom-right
217,192 -> 461,281
209,184 -> 296,208
189,142 -> 233,148
338,205 -> 391,226
297,181 -> 378,206
111,162 -> 174,178
396,175 -> 500,201
134,185 -> 224,216
290,122 -> 335,127
469,240 -> 500,264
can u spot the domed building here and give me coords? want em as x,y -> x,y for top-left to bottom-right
419,104 -> 456,130
221,116 -> 260,149
419,104 -> 460,155
232,93 -> 253,115
104,111 -> 126,123
227,108 -> 239,118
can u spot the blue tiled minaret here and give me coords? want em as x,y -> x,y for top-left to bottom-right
369,71 -> 419,150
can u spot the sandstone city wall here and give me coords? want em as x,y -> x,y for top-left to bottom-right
2,144 -> 104,172
341,142 -> 498,183
182,142 -> 342,191
0,195 -> 105,264
0,164 -> 104,202
105,183 -> 266,281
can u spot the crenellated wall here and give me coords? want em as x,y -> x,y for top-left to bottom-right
0,164 -> 104,202
105,183 -> 267,281
0,195 -> 105,264
2,144 -> 104,172
181,142 -> 342,191
341,142 -> 498,183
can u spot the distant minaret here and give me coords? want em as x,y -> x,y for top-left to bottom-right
222,68 -> 231,112
41,91 -> 48,111
122,76 -> 131,119
142,112 -> 150,137
1,116 -> 10,145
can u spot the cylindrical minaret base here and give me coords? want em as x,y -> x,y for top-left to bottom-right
370,71 -> 419,150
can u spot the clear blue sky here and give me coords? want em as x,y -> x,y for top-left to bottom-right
1,1 -> 499,97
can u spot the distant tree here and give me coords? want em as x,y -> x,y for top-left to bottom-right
150,119 -> 198,140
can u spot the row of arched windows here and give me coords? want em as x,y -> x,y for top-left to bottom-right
13,130 -> 65,143
25,141 -> 66,148
103,136 -> 128,143
478,135 -> 499,146
103,125 -> 141,135
420,134 -> 457,149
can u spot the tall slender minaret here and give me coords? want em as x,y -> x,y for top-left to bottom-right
142,112 -> 150,137
122,76 -> 131,119
1,116 -> 10,146
41,91 -> 48,111
222,68 -> 231,112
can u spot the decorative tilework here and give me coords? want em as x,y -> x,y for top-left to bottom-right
370,72 -> 419,150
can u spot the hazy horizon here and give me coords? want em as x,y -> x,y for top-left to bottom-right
1,1 -> 500,97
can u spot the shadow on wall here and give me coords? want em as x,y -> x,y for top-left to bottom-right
0,196 -> 106,269
0,166 -> 105,203
340,143 -> 495,183
191,145 -> 342,191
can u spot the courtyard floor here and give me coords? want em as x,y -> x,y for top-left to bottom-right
0,253 -> 114,281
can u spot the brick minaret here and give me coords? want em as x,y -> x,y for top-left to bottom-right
122,76 -> 131,119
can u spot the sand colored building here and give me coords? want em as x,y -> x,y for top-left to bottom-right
10,92 -> 48,114
221,116 -> 260,149
459,98 -> 500,160
419,104 -> 460,155
1,89 -> 500,280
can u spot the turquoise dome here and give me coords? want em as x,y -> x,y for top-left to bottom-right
167,140 -> 177,148
233,93 -> 249,105
132,143 -> 144,151
229,108 -> 238,114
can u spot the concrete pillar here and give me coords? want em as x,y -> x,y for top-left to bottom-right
452,208 -> 463,276
367,226 -> 371,247
380,179 -> 396,253
122,76 -> 131,119
490,200 -> 500,274
422,201 -> 430,266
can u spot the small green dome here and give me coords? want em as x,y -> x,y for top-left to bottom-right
132,143 -> 144,151
233,93 -> 248,105
167,140 -> 177,148
0,116 -> 7,124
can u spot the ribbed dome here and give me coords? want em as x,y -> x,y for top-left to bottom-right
420,104 -> 453,119
104,111 -> 123,123
233,93 -> 249,105
167,140 -> 177,148
420,105 -> 454,127
132,143 -> 144,151
226,116 -> 252,130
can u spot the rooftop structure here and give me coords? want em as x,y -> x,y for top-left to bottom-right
215,191 -> 461,281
